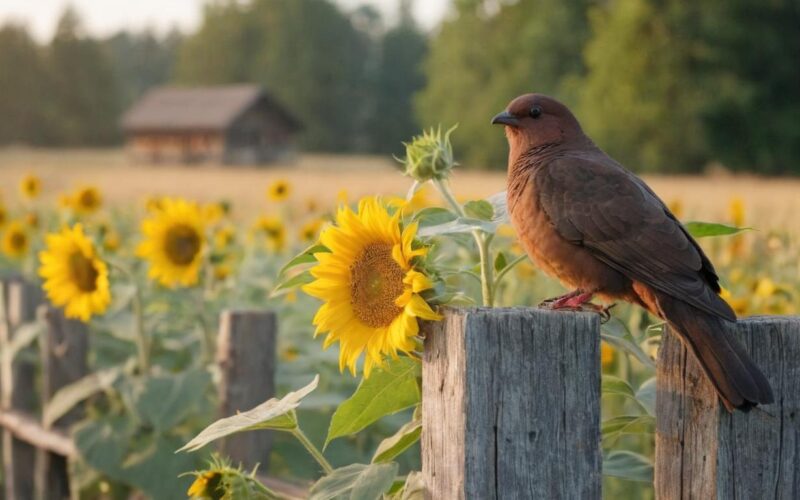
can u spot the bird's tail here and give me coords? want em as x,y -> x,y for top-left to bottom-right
656,293 -> 774,412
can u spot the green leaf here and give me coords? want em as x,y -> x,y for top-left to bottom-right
277,243 -> 329,277
271,270 -> 315,298
601,319 -> 656,369
178,375 -> 319,453
372,415 -> 422,463
123,369 -> 211,433
602,415 -> 654,444
464,200 -> 494,221
44,363 -> 127,427
418,217 -> 498,237
493,251 -> 507,273
74,415 -> 199,500
392,471 -> 425,500
603,450 -> 654,483
326,357 -> 420,446
413,207 -> 457,227
7,320 -> 44,361
309,463 -> 398,500
486,191 -> 509,223
601,375 -> 636,399
635,377 -> 657,417
685,221 -> 750,238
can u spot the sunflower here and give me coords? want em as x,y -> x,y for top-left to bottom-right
303,197 -> 441,377
0,204 -> 7,227
2,222 -> 29,258
24,212 -> 39,228
20,174 -> 41,199
72,186 -> 102,214
38,224 -> 110,322
214,225 -> 236,250
137,198 -> 206,287
266,180 -> 291,202
299,219 -> 324,243
187,471 -> 222,499
254,215 -> 286,251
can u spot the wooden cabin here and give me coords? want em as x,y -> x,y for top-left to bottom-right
121,85 -> 301,164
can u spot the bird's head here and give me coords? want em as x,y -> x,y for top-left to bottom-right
492,93 -> 584,162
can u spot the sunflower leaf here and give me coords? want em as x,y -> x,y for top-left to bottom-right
309,462 -> 398,500
684,221 -> 750,238
271,270 -> 315,298
277,243 -> 329,278
325,357 -> 420,447
464,200 -> 494,221
44,363 -> 127,427
603,451 -> 653,483
371,413 -> 422,463
178,375 -> 318,453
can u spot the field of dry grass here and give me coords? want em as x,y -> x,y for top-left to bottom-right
1,147 -> 798,233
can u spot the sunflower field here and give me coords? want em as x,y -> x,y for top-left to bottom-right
0,128 -> 797,500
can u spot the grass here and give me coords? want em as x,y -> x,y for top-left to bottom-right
1,147 -> 799,233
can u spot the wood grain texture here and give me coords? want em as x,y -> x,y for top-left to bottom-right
656,316 -> 800,499
36,306 -> 88,500
422,308 -> 601,500
216,310 -> 277,471
0,278 -> 43,500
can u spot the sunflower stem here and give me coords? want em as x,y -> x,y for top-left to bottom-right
433,179 -> 495,307
291,428 -> 333,475
108,260 -> 150,373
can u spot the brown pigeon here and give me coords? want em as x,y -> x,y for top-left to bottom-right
492,93 -> 773,411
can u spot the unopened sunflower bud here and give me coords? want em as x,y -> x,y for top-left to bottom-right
399,125 -> 457,182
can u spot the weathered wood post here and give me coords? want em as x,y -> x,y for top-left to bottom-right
656,316 -> 800,499
216,310 -> 277,470
422,308 -> 602,499
0,278 -> 43,500
34,306 -> 88,500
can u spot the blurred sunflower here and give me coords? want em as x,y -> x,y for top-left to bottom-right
303,197 -> 441,377
19,174 -> 42,200
0,204 -> 7,227
729,197 -> 745,227
24,212 -> 39,228
38,224 -> 110,322
254,215 -> 286,251
266,180 -> 291,202
137,198 -> 206,287
2,222 -> 29,258
203,202 -> 226,223
103,231 -> 121,252
601,342 -> 614,368
72,186 -> 102,215
187,471 -> 222,499
668,199 -> 684,219
298,219 -> 324,243
336,189 -> 349,206
144,195 -> 164,213
213,225 -> 236,250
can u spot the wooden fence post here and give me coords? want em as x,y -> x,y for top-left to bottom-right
656,316 -> 800,498
34,306 -> 88,500
0,278 -> 43,500
422,308 -> 602,499
217,310 -> 277,470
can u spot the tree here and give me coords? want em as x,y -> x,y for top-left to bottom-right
0,24 -> 51,145
46,7 -> 121,145
416,0 -> 591,169
577,0 -> 708,173
367,0 -> 428,154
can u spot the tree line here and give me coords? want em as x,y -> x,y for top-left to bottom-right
0,0 -> 797,174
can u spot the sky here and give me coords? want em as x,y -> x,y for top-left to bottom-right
0,0 -> 449,42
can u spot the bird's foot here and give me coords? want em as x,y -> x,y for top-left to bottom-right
538,289 -> 584,308
540,291 -> 616,323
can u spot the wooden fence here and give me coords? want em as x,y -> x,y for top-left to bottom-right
422,308 -> 800,499
0,277 -> 797,499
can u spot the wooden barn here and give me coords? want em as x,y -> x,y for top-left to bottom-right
120,84 -> 301,164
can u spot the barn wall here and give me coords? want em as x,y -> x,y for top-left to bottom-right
125,132 -> 225,164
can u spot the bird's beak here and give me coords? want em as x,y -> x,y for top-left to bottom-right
491,111 -> 520,127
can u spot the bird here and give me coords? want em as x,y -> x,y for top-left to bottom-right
491,93 -> 773,412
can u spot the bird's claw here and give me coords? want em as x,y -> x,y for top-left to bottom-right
540,300 -> 617,323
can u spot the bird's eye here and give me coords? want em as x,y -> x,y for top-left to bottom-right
529,105 -> 543,119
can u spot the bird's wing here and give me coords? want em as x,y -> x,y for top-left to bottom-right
536,156 -> 735,321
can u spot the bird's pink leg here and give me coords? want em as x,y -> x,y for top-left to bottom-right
538,289 -> 583,308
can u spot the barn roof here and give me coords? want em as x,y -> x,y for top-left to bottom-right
121,84 -> 297,132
